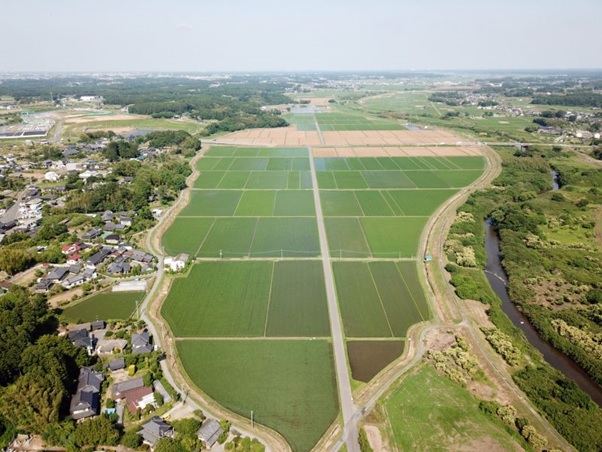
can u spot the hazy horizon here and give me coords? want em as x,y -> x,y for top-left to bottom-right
2,0 -> 601,73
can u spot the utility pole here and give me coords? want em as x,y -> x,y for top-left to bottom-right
251,410 -> 254,428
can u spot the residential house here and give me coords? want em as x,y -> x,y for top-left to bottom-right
68,329 -> 95,355
47,267 -> 69,283
70,368 -> 104,420
67,254 -> 82,265
108,357 -> 126,371
105,234 -> 122,245
124,386 -> 155,414
62,243 -> 82,255
86,247 -> 111,267
164,253 -> 189,272
131,330 -> 153,354
35,278 -> 53,292
101,211 -> 114,222
197,419 -> 224,448
107,261 -> 130,275
112,377 -> 145,400
82,228 -> 101,240
96,338 -> 127,355
82,267 -> 98,280
62,274 -> 85,289
138,417 -> 174,447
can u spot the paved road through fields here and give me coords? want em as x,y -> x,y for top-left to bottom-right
308,147 -> 359,452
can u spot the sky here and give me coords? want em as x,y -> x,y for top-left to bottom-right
1,0 -> 601,72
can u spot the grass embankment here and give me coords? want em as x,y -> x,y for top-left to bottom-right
382,366 -> 520,451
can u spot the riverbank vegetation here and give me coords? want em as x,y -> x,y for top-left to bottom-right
445,145 -> 602,450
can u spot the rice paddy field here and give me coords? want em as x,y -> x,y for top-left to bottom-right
162,261 -> 330,338
317,155 -> 483,258
177,340 -> 339,452
62,291 -> 143,322
315,111 -> 405,131
160,143 -> 485,450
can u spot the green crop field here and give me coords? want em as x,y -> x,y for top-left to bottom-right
383,366 -> 519,451
315,111 -> 405,131
265,261 -> 330,337
162,261 -> 329,337
163,217 -> 320,258
333,261 -> 428,337
63,291 -> 143,322
160,146 -> 484,448
177,340 -> 338,452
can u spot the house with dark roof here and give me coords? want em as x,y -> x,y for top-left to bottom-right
131,330 -> 153,354
108,357 -> 126,371
47,266 -> 69,283
70,368 -> 104,420
197,419 -> 224,448
86,247 -> 111,267
68,329 -> 95,355
138,417 -> 174,447
62,274 -> 85,289
35,278 -> 53,292
82,227 -> 101,240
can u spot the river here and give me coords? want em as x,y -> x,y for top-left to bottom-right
484,222 -> 602,406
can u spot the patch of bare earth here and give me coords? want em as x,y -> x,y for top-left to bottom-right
364,424 -> 389,452
456,436 -> 519,452
49,288 -> 84,308
65,114 -> 147,124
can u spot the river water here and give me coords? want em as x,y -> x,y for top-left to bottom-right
484,222 -> 602,406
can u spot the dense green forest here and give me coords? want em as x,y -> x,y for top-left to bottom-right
445,146 -> 602,450
0,286 -> 91,442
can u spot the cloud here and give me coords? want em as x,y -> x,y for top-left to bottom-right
176,23 -> 193,30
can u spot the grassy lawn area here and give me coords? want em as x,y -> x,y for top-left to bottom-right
177,339 -> 339,451
383,365 -> 519,451
62,291 -> 143,322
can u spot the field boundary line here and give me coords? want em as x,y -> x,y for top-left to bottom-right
394,261 -> 426,322
378,190 -> 399,216
231,190 -> 246,216
352,192 -> 367,217
247,217 -> 261,256
382,191 -> 405,216
366,263 -> 395,338
194,218 -> 217,257
263,262 -> 276,337
355,218 -> 373,257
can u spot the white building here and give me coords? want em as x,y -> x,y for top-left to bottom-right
164,254 -> 189,272
44,171 -> 60,182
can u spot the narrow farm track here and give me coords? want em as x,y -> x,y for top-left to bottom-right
309,146 -> 360,452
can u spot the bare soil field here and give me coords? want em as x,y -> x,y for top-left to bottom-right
65,114 -> 147,124
222,127 -> 475,148
312,146 -> 482,157
219,127 -> 321,146
322,130 -> 467,146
